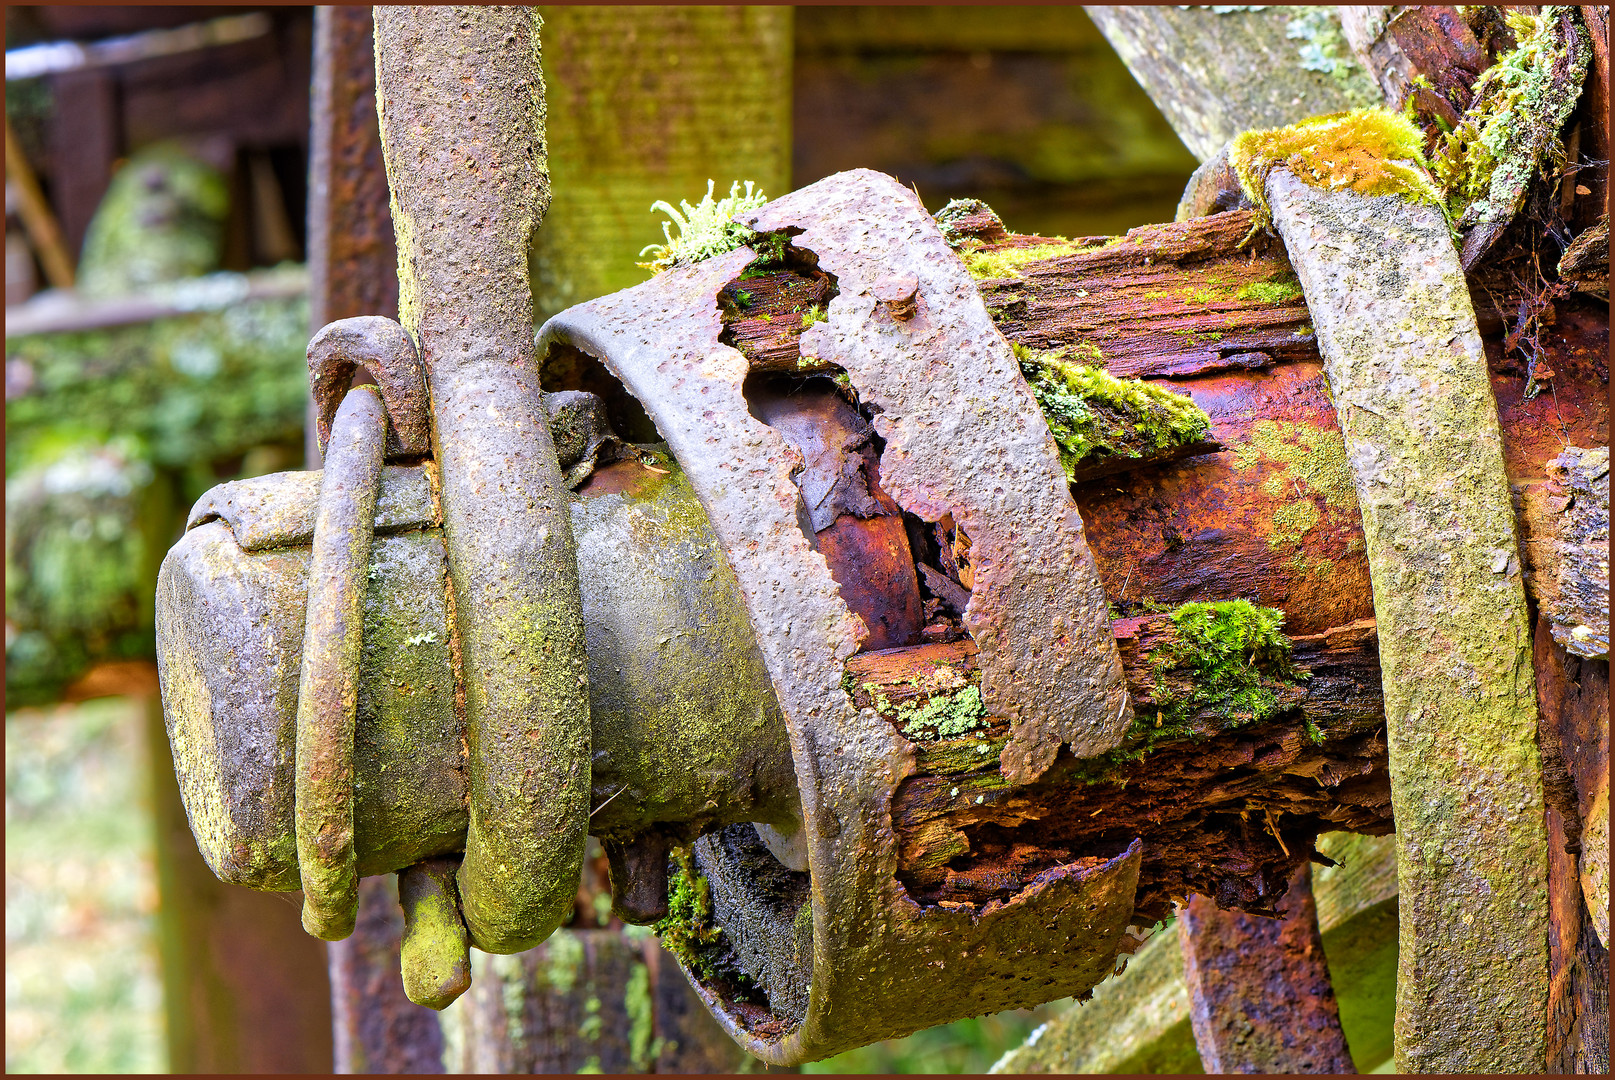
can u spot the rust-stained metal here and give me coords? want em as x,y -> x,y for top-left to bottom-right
307,5 -> 397,332
745,169 -> 1132,780
1179,862 -> 1356,1074
295,384 -> 388,940
871,272 -> 919,320
747,377 -> 924,651
308,317 -> 430,460
536,170 -> 1144,1065
373,6 -> 591,956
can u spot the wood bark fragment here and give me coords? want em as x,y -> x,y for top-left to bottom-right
1264,168 -> 1548,1073
1532,611 -> 1610,1070
1519,446 -> 1610,659
992,832 -> 1400,1074
1339,6 -> 1490,114
1180,862 -> 1356,1074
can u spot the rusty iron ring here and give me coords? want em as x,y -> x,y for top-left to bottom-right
294,383 -> 388,940
537,169 -> 1144,1066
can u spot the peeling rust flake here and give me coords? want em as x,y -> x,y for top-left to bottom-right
743,169 -> 1132,782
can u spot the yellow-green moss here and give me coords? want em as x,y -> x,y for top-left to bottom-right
1070,600 -> 1307,782
960,241 -> 1083,281
624,962 -> 661,1070
1230,109 -> 1445,235
1016,345 -> 1213,480
1236,278 -> 1305,304
636,180 -> 769,273
1233,419 -> 1358,510
1268,499 -> 1322,549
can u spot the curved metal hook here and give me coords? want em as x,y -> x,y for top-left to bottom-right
308,315 -> 431,460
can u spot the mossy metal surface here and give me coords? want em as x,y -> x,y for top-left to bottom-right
156,522 -> 468,891
155,459 -> 792,886
1265,169 -> 1547,1072
292,387 -> 386,941
399,858 -> 473,1010
376,5 -> 591,955
571,460 -> 797,837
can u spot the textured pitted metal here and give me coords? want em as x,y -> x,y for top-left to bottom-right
156,460 -> 793,888
536,172 -> 1143,1064
374,6 -> 589,955
307,316 -> 430,460
742,169 -> 1131,782
294,385 -> 388,940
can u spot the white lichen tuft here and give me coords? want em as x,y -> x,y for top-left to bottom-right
637,180 -> 769,274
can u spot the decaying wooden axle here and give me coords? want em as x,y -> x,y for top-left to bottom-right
153,6 -> 1607,1069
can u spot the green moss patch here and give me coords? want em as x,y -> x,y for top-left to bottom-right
1147,600 -> 1304,731
1070,600 -> 1309,784
1016,345 -> 1213,481
1236,278 -> 1305,304
1422,8 -> 1590,233
652,847 -> 727,980
77,143 -> 229,298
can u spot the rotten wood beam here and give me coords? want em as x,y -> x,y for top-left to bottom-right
847,614 -> 1391,924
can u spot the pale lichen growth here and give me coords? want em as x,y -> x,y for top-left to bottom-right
637,180 -> 769,273
1232,419 -> 1358,510
881,685 -> 988,742
1284,9 -> 1379,108
1422,7 -> 1590,237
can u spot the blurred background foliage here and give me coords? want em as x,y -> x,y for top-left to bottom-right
5,5 -> 1197,1072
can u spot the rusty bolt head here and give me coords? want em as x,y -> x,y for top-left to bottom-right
872,273 -> 919,320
